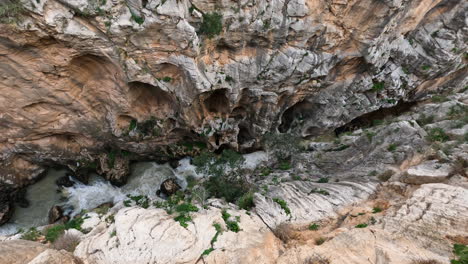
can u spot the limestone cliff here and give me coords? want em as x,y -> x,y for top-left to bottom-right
0,0 -> 466,187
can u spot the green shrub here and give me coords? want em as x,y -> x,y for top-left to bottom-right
175,203 -> 199,213
451,244 -> 468,264
372,207 -> 382,213
237,192 -> 255,210
273,198 -> 291,215
278,161 -> 292,170
45,225 -> 66,242
162,76 -> 172,82
371,82 -> 385,92
202,248 -> 215,256
421,65 -> 431,71
226,221 -> 240,232
427,128 -> 449,142
204,176 -> 249,203
387,144 -> 397,152
317,178 -> 329,183
308,223 -> 319,231
174,214 -> 192,228
355,223 -> 368,228
431,95 -> 449,103
130,11 -> 144,25
199,12 -> 223,38
417,114 -> 435,126
45,216 -> 84,242
21,228 -> 41,241
0,0 -> 24,24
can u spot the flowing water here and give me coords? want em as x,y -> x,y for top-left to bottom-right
0,152 -> 267,236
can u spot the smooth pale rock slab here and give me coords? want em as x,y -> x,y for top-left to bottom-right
75,206 -> 271,264
403,160 -> 451,184
27,249 -> 82,264
383,183 -> 468,256
254,180 -> 378,228
276,228 -> 449,264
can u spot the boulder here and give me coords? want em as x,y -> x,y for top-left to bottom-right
48,205 -> 63,224
56,176 -> 74,188
159,178 -> 181,197
0,240 -> 82,264
402,160 -> 451,184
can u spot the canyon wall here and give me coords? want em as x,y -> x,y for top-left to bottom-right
0,0 -> 466,186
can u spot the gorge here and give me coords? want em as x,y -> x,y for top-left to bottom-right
0,0 -> 467,263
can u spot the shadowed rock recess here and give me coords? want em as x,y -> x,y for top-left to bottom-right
0,0 -> 467,263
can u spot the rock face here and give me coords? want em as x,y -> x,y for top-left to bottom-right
402,160 -> 452,184
0,0 -> 466,188
0,240 -> 82,264
48,205 -> 64,224
158,178 -> 182,196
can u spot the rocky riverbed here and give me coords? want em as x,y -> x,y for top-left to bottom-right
0,0 -> 467,263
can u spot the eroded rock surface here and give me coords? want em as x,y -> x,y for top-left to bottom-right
1,0 -> 466,187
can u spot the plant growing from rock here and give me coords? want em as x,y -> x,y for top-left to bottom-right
20,227 -> 41,241
315,237 -> 326,245
199,12 -> 223,38
308,223 -> 320,231
221,209 -> 240,233
45,216 -> 85,242
273,198 -> 291,216
451,244 -> 468,264
427,128 -> 449,142
0,0 -> 24,24
53,232 -> 81,252
355,223 -> 368,228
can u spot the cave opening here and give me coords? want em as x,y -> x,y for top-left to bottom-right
204,89 -> 230,114
334,100 -> 418,136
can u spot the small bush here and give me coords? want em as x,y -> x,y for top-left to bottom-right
431,95 -> 449,103
417,114 -> 435,126
175,203 -> 199,213
273,198 -> 291,215
272,223 -> 296,243
387,144 -> 397,152
372,207 -> 382,213
237,192 -> 255,210
162,76 -> 172,82
371,82 -> 385,92
355,223 -> 368,228
0,0 -> 24,24
226,221 -> 240,232
174,214 -> 192,228
53,232 -> 81,252
421,65 -> 431,71
451,244 -> 468,264
315,237 -> 326,245
427,128 -> 449,142
45,225 -> 66,242
308,223 -> 319,231
21,228 -> 41,241
199,12 -> 223,38
278,161 -> 292,170
317,178 -> 328,183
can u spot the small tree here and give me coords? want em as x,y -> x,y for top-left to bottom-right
199,12 -> 223,38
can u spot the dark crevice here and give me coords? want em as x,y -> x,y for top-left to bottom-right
204,89 -> 230,114
278,100 -> 315,133
334,100 -> 418,136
